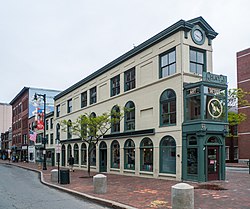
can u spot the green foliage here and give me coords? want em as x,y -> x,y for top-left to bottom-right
228,112 -> 246,126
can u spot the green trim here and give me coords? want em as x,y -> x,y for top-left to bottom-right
55,17 -> 218,100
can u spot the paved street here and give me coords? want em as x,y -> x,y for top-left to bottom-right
226,166 -> 249,173
0,164 -> 109,209
0,161 -> 250,209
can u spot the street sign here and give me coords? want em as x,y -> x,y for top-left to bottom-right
55,144 -> 61,153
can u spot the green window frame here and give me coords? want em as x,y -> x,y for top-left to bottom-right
111,105 -> 120,133
74,143 -> 79,164
81,143 -> 87,165
159,48 -> 176,78
111,140 -> 120,169
160,136 -> 176,174
67,144 -> 72,159
111,75 -> 120,97
124,101 -> 135,131
90,87 -> 97,105
124,67 -> 136,92
124,139 -> 135,170
160,89 -> 176,126
187,136 -> 198,175
81,91 -> 87,108
140,137 -> 153,172
190,48 -> 206,74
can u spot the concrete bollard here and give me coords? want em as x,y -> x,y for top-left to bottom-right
171,183 -> 194,209
93,174 -> 107,194
51,169 -> 59,182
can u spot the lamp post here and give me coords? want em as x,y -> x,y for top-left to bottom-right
34,93 -> 47,170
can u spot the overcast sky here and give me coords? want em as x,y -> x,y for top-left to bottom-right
0,0 -> 249,103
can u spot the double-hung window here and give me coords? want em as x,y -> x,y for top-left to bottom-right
190,48 -> 205,74
67,99 -> 72,113
90,87 -> 97,105
111,75 -> 120,97
56,105 -> 60,117
124,68 -> 135,92
81,91 -> 87,108
160,49 -> 176,78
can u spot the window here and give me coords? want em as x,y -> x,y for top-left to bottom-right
56,123 -> 60,140
124,68 -> 136,91
187,136 -> 198,175
45,134 -> 48,144
50,118 -> 53,129
56,105 -> 60,117
74,144 -> 79,164
160,136 -> 176,174
190,48 -> 205,74
62,145 -> 66,166
89,143 -> 96,166
225,146 -> 229,160
111,140 -> 120,169
67,144 -> 72,159
81,143 -> 87,165
124,139 -> 135,170
45,119 -> 49,130
111,106 -> 120,133
90,87 -> 97,105
234,147 -> 238,160
140,137 -> 153,172
125,101 -> 135,131
160,49 -> 176,78
50,133 -> 54,145
67,99 -> 72,113
111,75 -> 120,96
67,120 -> 72,139
81,91 -> 87,108
160,89 -> 176,126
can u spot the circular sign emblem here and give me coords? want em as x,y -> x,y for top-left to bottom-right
207,98 -> 223,118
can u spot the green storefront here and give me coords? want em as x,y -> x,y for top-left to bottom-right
182,72 -> 228,182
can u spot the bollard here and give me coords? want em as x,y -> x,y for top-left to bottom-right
93,174 -> 107,194
51,169 -> 59,182
171,183 -> 194,209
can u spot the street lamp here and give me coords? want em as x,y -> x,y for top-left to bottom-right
34,93 -> 47,170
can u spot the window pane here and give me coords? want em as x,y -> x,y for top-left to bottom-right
161,54 -> 168,67
197,64 -> 203,74
141,148 -> 153,171
111,141 -> 120,168
190,50 -> 196,62
169,64 -> 176,75
197,52 -> 204,64
169,51 -> 175,64
190,63 -> 196,73
187,148 -> 198,175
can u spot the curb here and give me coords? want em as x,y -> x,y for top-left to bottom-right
3,163 -> 136,209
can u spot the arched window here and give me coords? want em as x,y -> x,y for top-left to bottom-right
140,137 -> 153,172
67,120 -> 72,139
125,101 -> 135,131
89,112 -> 96,137
111,105 -> 120,133
56,123 -> 60,140
81,143 -> 87,166
160,136 -> 176,174
160,89 -> 176,126
67,144 -> 72,159
111,140 -> 120,168
80,115 -> 87,138
124,139 -> 135,170
89,143 -> 96,166
62,144 -> 66,166
74,143 -> 79,164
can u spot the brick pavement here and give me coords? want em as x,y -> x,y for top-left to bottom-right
1,160 -> 250,209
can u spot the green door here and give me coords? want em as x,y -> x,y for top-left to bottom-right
99,142 -> 107,172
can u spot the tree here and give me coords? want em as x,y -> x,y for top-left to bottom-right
227,88 -> 250,130
61,106 -> 125,177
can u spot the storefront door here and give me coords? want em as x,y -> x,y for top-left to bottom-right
207,146 -> 219,181
99,142 -> 107,172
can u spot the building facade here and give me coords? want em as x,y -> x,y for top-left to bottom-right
10,87 -> 61,162
237,48 -> 250,162
54,17 -> 227,182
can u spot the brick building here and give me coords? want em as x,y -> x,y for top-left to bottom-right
237,48 -> 250,162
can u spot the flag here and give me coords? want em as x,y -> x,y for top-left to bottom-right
29,130 -> 37,142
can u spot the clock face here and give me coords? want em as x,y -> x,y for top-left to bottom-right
191,27 -> 205,45
194,29 -> 203,42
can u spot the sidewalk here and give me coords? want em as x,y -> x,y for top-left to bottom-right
1,160 -> 250,209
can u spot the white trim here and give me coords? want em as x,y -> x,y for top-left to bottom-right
238,132 -> 250,135
237,51 -> 250,59
238,106 -> 250,110
238,78 -> 250,84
